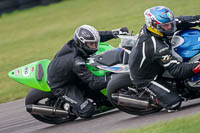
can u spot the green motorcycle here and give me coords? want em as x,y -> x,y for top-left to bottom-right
8,42 -> 114,124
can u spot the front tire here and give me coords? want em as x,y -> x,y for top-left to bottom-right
25,89 -> 77,124
107,73 -> 162,115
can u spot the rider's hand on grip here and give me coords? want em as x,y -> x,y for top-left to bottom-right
112,27 -> 129,38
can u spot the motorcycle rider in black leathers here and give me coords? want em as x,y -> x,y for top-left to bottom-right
129,6 -> 200,110
47,25 -> 129,118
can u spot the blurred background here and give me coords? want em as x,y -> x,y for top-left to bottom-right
0,0 -> 199,103
0,0 -> 62,15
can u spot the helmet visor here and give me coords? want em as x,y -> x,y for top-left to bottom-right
157,21 -> 176,35
81,41 -> 98,55
159,22 -> 173,31
86,42 -> 98,50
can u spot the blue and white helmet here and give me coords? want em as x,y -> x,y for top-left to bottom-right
144,6 -> 177,36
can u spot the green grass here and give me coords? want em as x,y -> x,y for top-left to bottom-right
113,113 -> 200,133
0,0 -> 200,103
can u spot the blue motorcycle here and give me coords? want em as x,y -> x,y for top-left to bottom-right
94,29 -> 200,115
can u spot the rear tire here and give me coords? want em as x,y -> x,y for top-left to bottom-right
107,74 -> 162,115
25,89 -> 77,124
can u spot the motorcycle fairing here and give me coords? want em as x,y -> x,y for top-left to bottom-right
8,59 -> 51,92
172,29 -> 200,87
172,29 -> 200,62
8,42 -> 114,92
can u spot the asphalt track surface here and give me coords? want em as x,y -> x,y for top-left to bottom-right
1,99 -> 200,133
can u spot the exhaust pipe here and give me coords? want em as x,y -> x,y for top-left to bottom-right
112,94 -> 149,109
26,104 -> 69,117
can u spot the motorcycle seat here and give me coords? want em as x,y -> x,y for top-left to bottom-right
94,48 -> 129,66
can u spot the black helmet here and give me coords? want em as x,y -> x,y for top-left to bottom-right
74,25 -> 100,56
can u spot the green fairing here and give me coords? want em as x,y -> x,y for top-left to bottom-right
8,59 -> 51,92
8,42 -> 114,95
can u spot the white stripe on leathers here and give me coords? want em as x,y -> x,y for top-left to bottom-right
139,42 -> 146,69
151,81 -> 171,93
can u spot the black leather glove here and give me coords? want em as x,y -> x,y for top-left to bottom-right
112,27 -> 129,38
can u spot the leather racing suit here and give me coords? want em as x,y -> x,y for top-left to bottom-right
47,30 -> 115,118
129,15 -> 200,108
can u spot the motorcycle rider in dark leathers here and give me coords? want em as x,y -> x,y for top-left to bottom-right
129,6 -> 200,110
47,25 -> 129,118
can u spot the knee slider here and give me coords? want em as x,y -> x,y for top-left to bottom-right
149,82 -> 181,108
